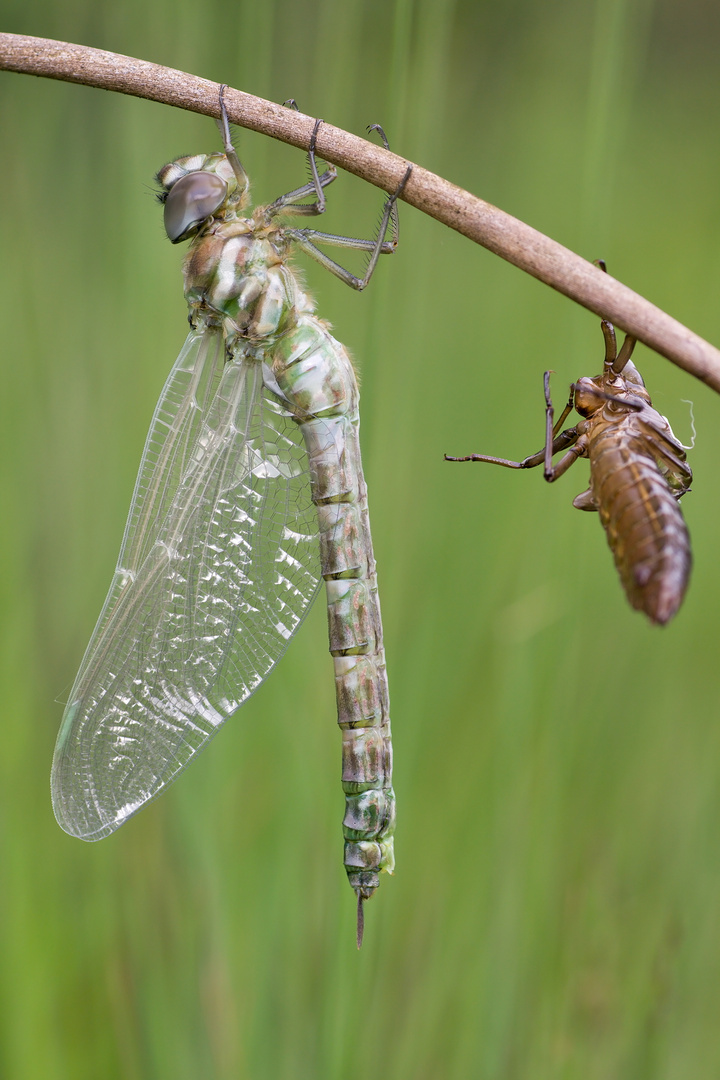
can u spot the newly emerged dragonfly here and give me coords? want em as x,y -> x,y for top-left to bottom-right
446,312 -> 692,624
51,90 -> 410,944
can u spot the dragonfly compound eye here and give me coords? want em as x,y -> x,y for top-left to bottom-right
163,171 -> 228,244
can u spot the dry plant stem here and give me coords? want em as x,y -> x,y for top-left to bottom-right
3,34 -> 720,393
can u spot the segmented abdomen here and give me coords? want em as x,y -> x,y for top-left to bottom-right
272,313 -> 394,902
589,426 -> 691,624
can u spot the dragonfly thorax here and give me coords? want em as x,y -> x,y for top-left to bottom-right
183,224 -> 311,342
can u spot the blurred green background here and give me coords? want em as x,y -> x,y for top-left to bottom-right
2,1 -> 720,1076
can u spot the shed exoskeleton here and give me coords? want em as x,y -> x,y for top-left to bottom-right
446,317 -> 692,625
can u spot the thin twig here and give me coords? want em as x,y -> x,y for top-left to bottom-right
2,33 -> 720,392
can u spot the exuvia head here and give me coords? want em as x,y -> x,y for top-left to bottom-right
573,376 -> 607,417
611,357 -> 645,389
573,361 -> 651,418
156,152 -> 250,244
572,374 -> 647,417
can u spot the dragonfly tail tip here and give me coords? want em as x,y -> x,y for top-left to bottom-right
356,892 -> 365,949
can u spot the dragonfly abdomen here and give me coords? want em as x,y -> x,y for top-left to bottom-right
588,427 -> 691,624
272,313 -> 394,904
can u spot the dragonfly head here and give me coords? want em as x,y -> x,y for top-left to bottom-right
574,365 -> 652,417
584,319 -> 651,411
611,358 -> 645,389
603,359 -> 652,409
573,376 -> 605,417
156,153 -> 250,244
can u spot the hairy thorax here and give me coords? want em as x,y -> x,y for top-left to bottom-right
183,216 -> 313,343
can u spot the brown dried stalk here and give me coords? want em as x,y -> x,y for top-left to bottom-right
2,32 -> 719,391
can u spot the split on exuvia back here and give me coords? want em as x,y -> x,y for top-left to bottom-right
51,88 -> 411,946
446,311 -> 692,625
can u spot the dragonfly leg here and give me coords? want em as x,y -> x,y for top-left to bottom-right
543,372 -> 585,480
217,85 -> 250,192
601,319 -> 617,367
280,118 -> 414,289
265,164 -> 339,219
444,426 -> 580,470
445,450 -> 544,467
612,332 -> 637,374
543,438 -> 587,482
550,378 -> 575,437
306,115 -> 328,213
597,263 -> 637,375
445,372 -> 580,470
366,124 -> 401,251
266,106 -> 339,218
284,161 -> 413,291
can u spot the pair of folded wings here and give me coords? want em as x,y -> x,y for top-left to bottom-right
51,327 -> 328,841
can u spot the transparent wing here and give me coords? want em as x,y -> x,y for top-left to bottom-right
51,327 -> 323,840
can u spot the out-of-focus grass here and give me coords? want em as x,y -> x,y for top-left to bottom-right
2,1 -> 720,1076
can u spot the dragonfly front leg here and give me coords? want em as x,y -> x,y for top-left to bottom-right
265,162 -> 339,218
444,427 -> 580,470
544,372 -> 574,471
445,372 -> 581,472
542,371 -> 580,478
217,84 -> 250,191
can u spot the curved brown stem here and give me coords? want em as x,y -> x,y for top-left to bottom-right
2,33 -> 720,392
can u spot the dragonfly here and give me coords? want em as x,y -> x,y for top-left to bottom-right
51,88 -> 411,946
446,304 -> 693,625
